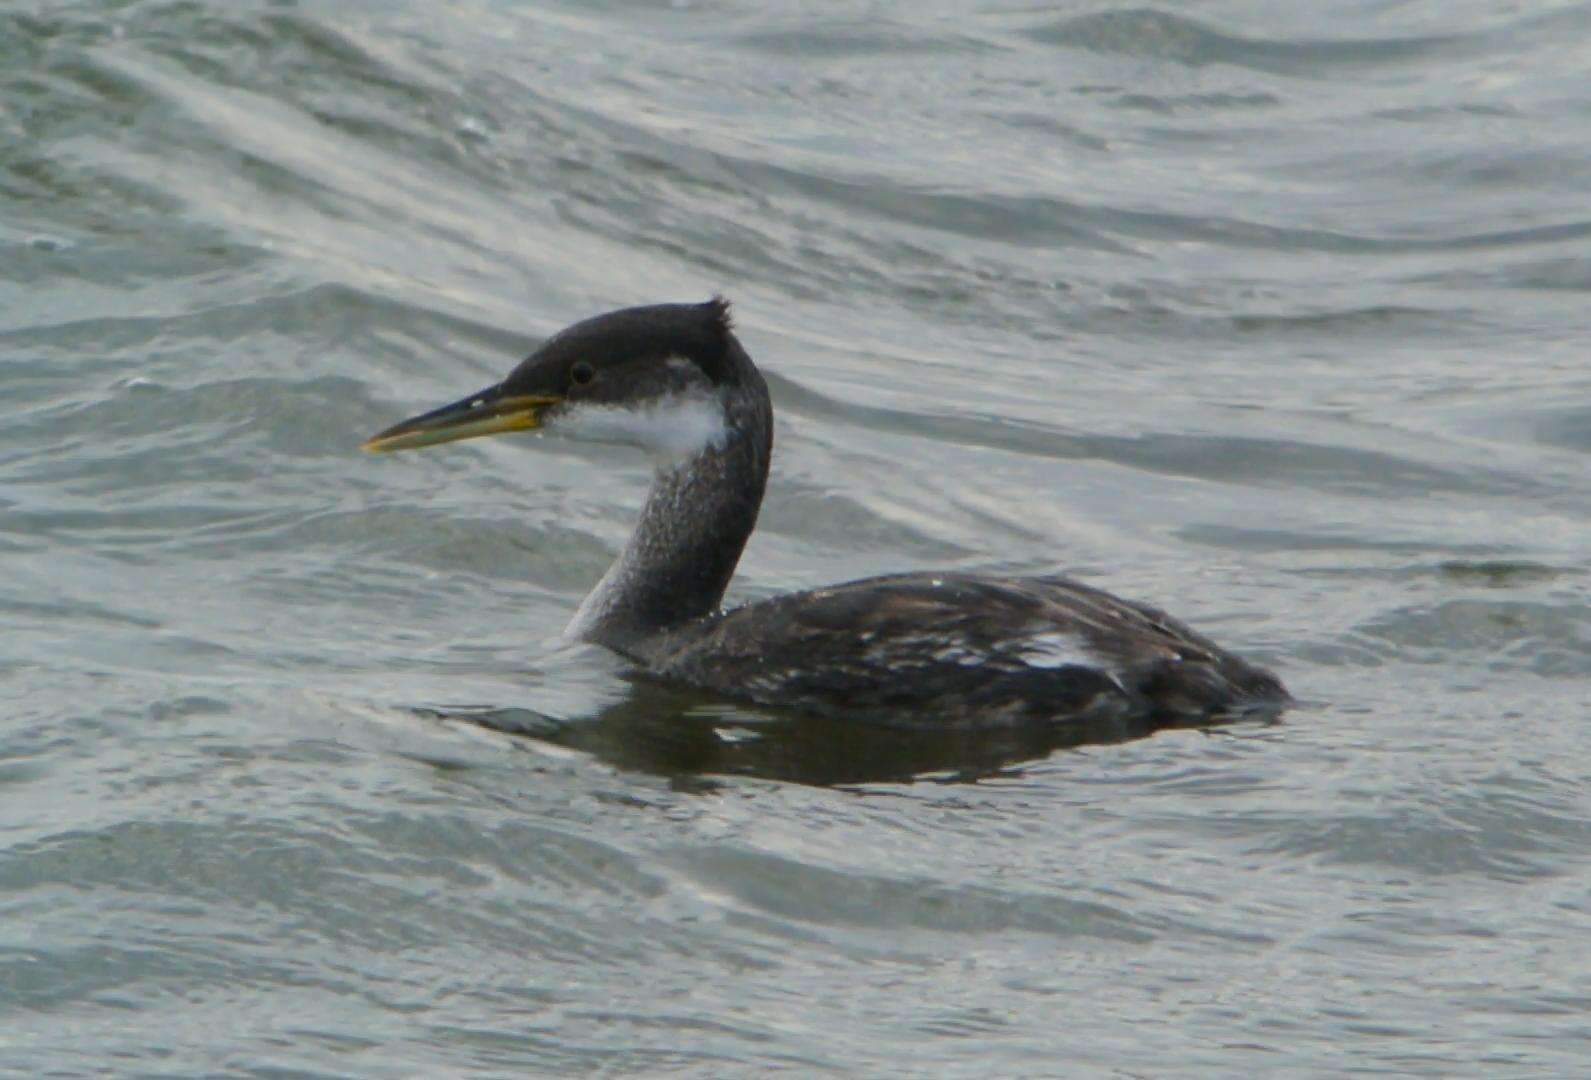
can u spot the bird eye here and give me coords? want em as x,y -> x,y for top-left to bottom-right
570,361 -> 595,387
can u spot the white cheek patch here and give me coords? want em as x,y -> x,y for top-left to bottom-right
554,391 -> 729,463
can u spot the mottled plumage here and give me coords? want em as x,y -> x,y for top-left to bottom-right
640,572 -> 1286,728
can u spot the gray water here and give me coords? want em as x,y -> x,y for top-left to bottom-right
5,0 -> 1591,1075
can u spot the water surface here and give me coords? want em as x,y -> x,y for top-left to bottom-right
4,1 -> 1591,1075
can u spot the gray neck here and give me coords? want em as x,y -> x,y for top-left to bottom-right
565,385 -> 772,658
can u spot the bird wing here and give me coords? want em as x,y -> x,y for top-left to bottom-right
648,571 -> 1206,724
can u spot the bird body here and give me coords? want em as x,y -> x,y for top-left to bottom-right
639,571 -> 1285,728
364,299 -> 1288,729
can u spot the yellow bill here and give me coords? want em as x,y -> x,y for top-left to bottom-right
362,390 -> 562,453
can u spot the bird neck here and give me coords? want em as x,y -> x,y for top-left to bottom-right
565,383 -> 772,656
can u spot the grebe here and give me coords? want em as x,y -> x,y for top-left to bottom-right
364,299 -> 1288,728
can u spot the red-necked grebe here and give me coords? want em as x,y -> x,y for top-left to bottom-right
363,299 -> 1289,728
